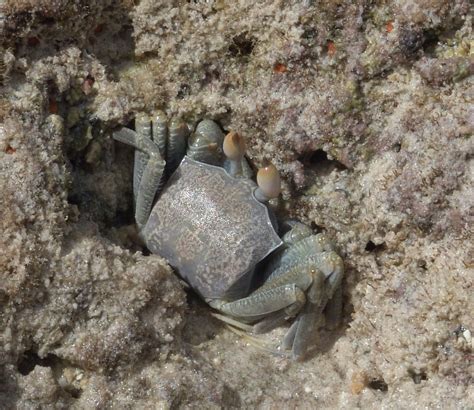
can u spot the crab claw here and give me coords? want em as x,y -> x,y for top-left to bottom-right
255,162 -> 281,201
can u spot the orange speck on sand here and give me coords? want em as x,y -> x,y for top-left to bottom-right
82,76 -> 95,95
273,63 -> 287,73
27,37 -> 40,47
386,21 -> 394,33
94,24 -> 104,34
5,146 -> 16,154
327,41 -> 336,57
351,371 -> 368,395
49,97 -> 58,114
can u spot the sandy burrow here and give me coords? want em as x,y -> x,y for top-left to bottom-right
0,0 -> 472,408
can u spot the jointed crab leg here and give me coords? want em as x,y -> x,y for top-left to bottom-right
210,312 -> 254,332
208,283 -> 306,319
133,113 -> 154,202
252,309 -> 295,333
222,324 -> 290,358
113,126 -> 165,230
286,302 -> 326,361
265,228 -> 335,277
151,111 -> 168,158
167,119 -> 189,173
323,282 -> 343,329
280,272 -> 329,360
147,111 -> 190,177
211,311 -> 297,338
130,112 -> 168,207
210,250 -> 343,359
282,319 -> 298,350
281,221 -> 313,245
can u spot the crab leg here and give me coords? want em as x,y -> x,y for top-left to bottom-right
264,228 -> 333,275
133,113 -> 154,202
280,270 -> 328,361
113,126 -> 165,230
151,111 -> 168,158
281,319 -> 299,350
323,282 -> 343,329
280,221 -> 314,245
166,119 -> 189,173
288,301 -> 326,361
252,309 -> 294,333
257,250 -> 343,359
129,112 -> 168,206
208,283 -> 306,320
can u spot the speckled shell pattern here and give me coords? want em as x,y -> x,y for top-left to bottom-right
141,157 -> 283,299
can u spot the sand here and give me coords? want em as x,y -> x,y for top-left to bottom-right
1,0 -> 472,408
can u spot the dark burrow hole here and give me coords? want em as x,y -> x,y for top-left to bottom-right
65,117 -> 136,231
408,369 -> 428,384
38,15 -> 56,26
68,191 -> 134,228
399,26 -> 440,57
310,221 -> 326,232
17,349 -> 60,376
299,149 -> 347,176
177,83 -> 191,99
416,259 -> 427,270
365,240 -> 386,252
17,350 -> 82,398
421,29 -> 441,55
368,378 -> 388,392
228,33 -> 255,57
124,118 -> 135,130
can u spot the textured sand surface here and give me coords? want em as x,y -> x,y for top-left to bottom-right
1,1 -> 472,408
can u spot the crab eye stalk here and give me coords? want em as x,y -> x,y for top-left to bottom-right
223,131 -> 246,177
223,131 -> 246,160
255,163 -> 281,201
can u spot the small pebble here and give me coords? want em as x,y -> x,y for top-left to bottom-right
351,371 -> 368,395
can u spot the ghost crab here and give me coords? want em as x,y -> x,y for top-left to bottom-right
113,112 -> 344,360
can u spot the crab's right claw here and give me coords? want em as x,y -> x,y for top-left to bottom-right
289,302 -> 324,361
187,119 -> 225,165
